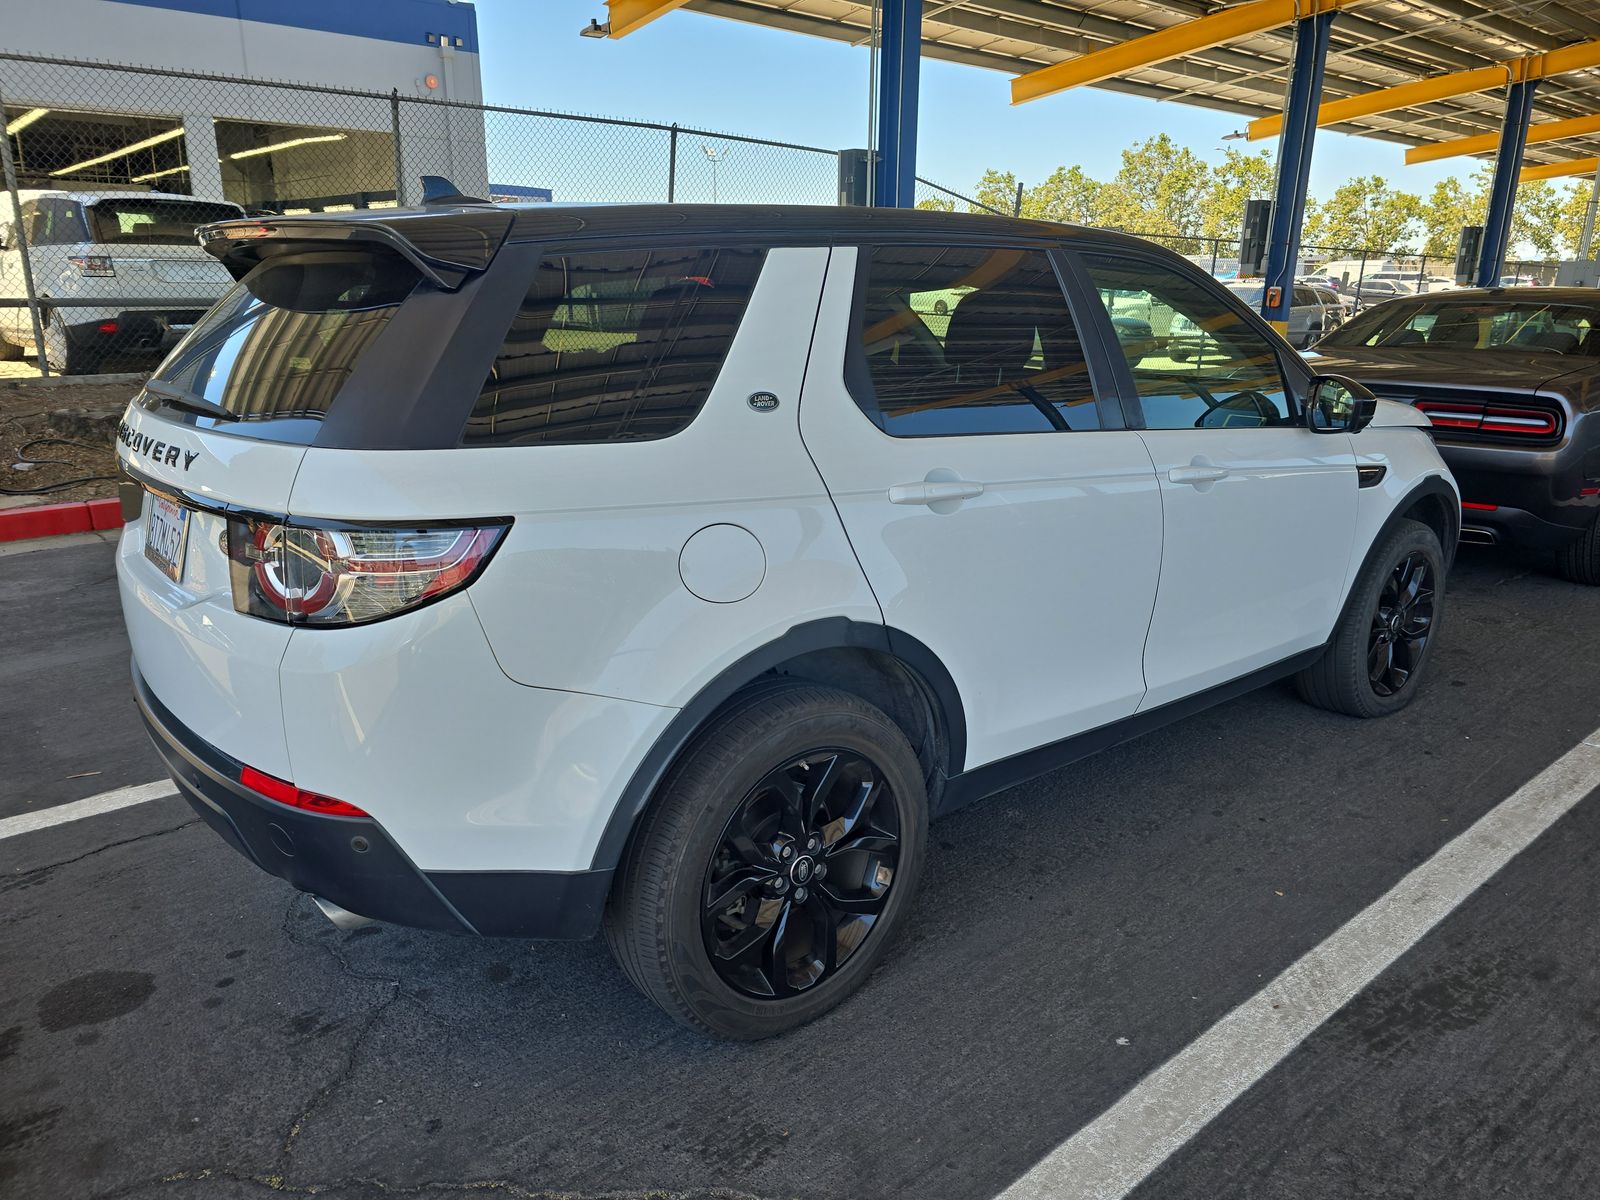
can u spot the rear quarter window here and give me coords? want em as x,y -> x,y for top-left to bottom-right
463,245 -> 765,446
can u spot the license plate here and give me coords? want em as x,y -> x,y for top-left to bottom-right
143,493 -> 191,582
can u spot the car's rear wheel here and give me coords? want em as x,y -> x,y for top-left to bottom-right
1554,515 -> 1600,585
605,681 -> 927,1039
1296,518 -> 1445,718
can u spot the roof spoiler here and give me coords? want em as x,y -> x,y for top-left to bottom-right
195,199 -> 512,291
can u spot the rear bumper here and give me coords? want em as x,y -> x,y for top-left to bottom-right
1457,504 -> 1588,550
134,667 -> 612,939
1440,436 -> 1600,549
65,309 -> 204,347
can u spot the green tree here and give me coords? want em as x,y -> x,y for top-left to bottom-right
973,168 -> 1023,216
1094,134 -> 1211,237
1023,164 -> 1103,225
1196,146 -> 1275,240
915,196 -> 956,213
1303,175 -> 1423,252
1418,176 -> 1479,258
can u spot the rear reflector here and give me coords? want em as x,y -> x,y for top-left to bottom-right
239,765 -> 370,818
96,320 -> 119,335
1461,501 -> 1499,512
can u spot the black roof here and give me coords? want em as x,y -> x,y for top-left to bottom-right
197,201 -> 1157,288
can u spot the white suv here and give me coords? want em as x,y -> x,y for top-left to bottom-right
115,202 -> 1458,1039
0,190 -> 242,373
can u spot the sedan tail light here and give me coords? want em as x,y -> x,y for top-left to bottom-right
226,518 -> 508,626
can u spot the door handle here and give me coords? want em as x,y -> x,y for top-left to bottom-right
888,480 -> 984,506
1168,464 -> 1230,486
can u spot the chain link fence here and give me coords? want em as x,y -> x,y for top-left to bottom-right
0,50 -> 1566,378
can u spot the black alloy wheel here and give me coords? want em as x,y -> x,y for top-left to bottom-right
1295,517 -> 1445,718
1367,551 -> 1435,697
702,749 -> 900,999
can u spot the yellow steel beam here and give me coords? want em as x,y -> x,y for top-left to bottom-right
1011,0 -> 1370,105
605,0 -> 693,38
1249,37 -> 1600,140
1406,112 -> 1600,165
1519,156 -> 1599,183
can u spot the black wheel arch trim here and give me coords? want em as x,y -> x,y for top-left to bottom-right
588,617 -> 965,872
1346,474 -> 1460,607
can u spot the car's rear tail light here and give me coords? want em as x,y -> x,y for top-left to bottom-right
1413,398 -> 1561,440
240,765 -> 370,818
1480,407 -> 1559,436
96,320 -> 120,335
226,518 -> 508,626
67,254 -> 115,277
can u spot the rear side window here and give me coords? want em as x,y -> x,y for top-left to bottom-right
88,198 -> 243,245
149,251 -> 416,443
464,246 -> 765,446
852,245 -> 1100,436
22,198 -> 90,246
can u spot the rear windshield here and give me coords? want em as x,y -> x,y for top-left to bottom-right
88,198 -> 243,245
148,252 -> 417,443
1321,297 -> 1600,355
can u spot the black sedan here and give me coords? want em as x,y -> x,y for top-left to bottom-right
1308,288 -> 1600,583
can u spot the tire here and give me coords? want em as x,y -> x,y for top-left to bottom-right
43,314 -> 103,376
1296,518 -> 1445,718
1554,515 -> 1600,585
604,681 -> 927,1040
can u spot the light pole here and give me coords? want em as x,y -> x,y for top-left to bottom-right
702,144 -> 733,203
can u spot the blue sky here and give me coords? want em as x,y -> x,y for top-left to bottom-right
470,0 -> 1477,203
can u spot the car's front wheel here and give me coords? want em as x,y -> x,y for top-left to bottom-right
605,681 -> 927,1039
1296,518 -> 1445,718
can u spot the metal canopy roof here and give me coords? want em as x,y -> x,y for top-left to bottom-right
683,0 -> 1600,169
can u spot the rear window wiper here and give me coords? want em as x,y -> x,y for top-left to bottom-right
143,379 -> 237,422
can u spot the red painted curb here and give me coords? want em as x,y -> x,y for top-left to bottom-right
0,498 -> 125,543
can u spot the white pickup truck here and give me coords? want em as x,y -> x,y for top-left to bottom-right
0,189 -> 243,373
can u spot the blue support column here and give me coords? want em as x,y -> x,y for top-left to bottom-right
1475,79 -> 1538,288
873,0 -> 921,208
1261,9 -> 1334,333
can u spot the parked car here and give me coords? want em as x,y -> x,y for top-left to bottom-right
117,202 -> 1457,1039
1168,281 -> 1343,352
1345,277 -> 1416,308
1298,272 -> 1343,291
1111,314 -> 1157,364
1315,257 -> 1401,291
1498,275 -> 1545,288
1309,287 -> 1600,582
0,189 -> 243,373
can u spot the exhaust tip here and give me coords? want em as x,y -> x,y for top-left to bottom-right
311,894 -> 376,931
1459,526 -> 1498,546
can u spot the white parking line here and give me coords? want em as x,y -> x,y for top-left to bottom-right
997,728 -> 1600,1200
0,780 -> 178,841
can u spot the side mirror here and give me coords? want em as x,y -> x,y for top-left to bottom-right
1307,373 -> 1377,434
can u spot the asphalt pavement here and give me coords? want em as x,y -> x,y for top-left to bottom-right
3,534 -> 1599,1200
